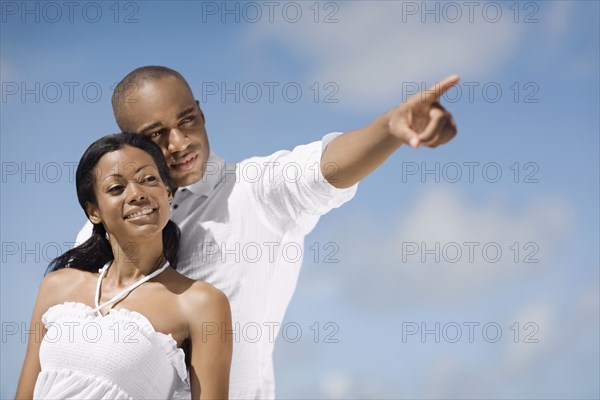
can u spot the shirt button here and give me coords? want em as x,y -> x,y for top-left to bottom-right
173,204 -> 179,209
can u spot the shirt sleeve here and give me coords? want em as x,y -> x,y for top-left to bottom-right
243,132 -> 358,234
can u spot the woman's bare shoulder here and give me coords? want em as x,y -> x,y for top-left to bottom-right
40,267 -> 96,302
179,279 -> 230,318
162,269 -> 223,296
43,267 -> 94,285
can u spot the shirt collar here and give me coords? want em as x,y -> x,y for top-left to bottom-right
180,152 -> 225,197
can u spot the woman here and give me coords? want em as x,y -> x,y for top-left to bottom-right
15,133 -> 232,399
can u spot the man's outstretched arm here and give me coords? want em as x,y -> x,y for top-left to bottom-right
321,75 -> 460,188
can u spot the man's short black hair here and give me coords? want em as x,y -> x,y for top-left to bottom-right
111,66 -> 193,131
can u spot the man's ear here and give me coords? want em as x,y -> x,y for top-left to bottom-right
85,201 -> 102,225
167,188 -> 173,203
195,100 -> 205,123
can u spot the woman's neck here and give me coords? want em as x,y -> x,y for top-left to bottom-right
106,235 -> 166,287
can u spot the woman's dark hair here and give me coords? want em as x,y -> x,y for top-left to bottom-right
46,133 -> 180,274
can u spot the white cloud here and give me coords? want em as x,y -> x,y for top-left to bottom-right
293,186 -> 599,397
245,1 -> 523,110
316,185 -> 574,309
462,286 -> 599,398
320,372 -> 352,399
504,303 -> 557,366
544,0 -> 574,42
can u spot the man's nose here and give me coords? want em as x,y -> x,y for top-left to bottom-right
167,128 -> 189,153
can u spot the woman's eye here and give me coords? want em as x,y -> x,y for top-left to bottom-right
108,185 -> 124,193
149,131 -> 162,139
143,176 -> 158,183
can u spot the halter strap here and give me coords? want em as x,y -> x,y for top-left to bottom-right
91,260 -> 170,316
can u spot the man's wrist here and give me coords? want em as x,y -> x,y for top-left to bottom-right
377,111 -> 406,146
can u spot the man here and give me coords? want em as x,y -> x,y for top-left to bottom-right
77,66 -> 459,398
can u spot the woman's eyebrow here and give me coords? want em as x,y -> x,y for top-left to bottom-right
102,164 -> 153,180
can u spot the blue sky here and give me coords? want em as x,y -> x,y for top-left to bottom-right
1,1 -> 599,398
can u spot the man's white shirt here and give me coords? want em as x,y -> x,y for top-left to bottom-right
76,133 -> 358,399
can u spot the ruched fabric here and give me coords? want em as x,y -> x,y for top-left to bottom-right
33,302 -> 190,399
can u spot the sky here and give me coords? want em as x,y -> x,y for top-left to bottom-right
1,0 -> 599,398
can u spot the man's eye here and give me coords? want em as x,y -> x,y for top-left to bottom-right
182,116 -> 195,125
149,131 -> 162,139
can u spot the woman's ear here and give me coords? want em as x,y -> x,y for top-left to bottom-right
85,201 -> 102,224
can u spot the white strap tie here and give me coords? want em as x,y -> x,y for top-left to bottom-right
91,260 -> 170,317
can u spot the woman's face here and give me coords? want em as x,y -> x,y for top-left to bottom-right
86,145 -> 172,243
